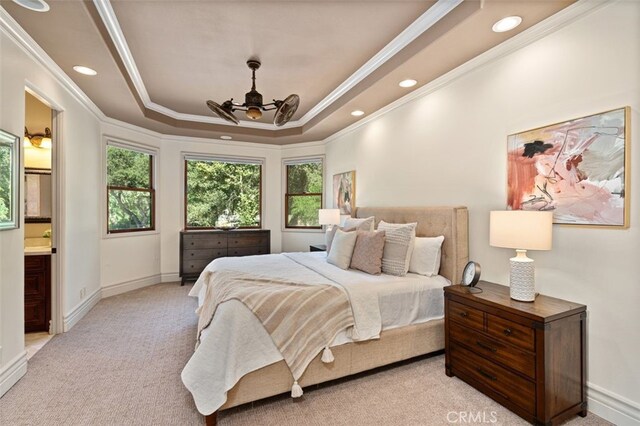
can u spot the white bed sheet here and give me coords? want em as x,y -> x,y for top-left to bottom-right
183,252 -> 449,415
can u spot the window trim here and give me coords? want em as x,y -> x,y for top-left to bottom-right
103,137 -> 158,237
283,156 -> 324,230
183,154 -> 264,230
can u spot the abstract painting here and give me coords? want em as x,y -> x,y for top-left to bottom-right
507,107 -> 629,227
333,171 -> 355,215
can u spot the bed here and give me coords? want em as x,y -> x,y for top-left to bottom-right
182,206 -> 469,425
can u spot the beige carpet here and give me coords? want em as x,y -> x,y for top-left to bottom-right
0,283 -> 610,426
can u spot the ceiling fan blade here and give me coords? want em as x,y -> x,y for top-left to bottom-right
273,94 -> 300,127
206,100 -> 239,125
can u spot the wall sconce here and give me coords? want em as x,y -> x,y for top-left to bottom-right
24,127 -> 52,149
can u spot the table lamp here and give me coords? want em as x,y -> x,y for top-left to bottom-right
489,210 -> 553,302
318,209 -> 341,230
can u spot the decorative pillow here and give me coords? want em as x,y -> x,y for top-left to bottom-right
326,226 -> 355,253
377,221 -> 417,276
327,229 -> 358,270
409,236 -> 445,276
350,230 -> 386,275
343,216 -> 375,232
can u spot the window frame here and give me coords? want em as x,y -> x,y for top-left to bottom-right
183,154 -> 264,230
283,157 -> 324,230
0,128 -> 20,231
104,139 -> 157,236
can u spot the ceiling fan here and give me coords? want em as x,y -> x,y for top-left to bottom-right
206,59 -> 300,127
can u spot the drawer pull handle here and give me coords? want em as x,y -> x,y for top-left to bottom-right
504,328 -> 512,336
476,368 -> 497,381
476,341 -> 497,353
459,311 -> 468,318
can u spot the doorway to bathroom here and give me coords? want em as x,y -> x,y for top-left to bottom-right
23,89 -> 61,359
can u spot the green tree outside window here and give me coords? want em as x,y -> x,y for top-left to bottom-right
285,160 -> 323,228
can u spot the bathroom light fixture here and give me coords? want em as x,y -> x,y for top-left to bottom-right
206,59 -> 300,127
351,110 -> 365,117
399,79 -> 417,88
73,65 -> 98,76
220,135 -> 232,140
12,0 -> 49,12
24,127 -> 52,149
492,16 -> 522,33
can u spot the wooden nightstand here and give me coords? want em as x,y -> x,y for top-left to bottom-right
444,281 -> 587,426
309,244 -> 327,252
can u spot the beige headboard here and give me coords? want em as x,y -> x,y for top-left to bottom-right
354,206 -> 469,284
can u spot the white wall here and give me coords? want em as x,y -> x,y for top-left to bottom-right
0,27 -> 102,391
325,2 -> 640,423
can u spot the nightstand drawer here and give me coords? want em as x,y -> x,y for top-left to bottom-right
448,300 -> 484,331
450,342 -> 535,414
449,322 -> 535,379
486,313 -> 535,352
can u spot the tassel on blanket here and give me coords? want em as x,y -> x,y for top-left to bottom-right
321,346 -> 334,363
291,381 -> 303,398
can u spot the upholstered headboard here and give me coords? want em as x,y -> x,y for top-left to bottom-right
354,206 -> 469,284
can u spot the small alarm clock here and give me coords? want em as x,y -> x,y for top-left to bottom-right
462,261 -> 481,287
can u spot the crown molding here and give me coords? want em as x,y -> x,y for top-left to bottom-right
91,0 -> 461,130
324,0 -> 611,146
0,6 -> 106,122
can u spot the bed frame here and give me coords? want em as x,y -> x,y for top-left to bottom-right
205,206 -> 469,425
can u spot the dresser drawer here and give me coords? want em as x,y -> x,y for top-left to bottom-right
183,234 -> 227,249
448,300 -> 484,332
486,313 -> 535,352
228,234 -> 270,248
449,322 -> 535,379
450,342 -> 535,414
183,249 -> 227,260
227,246 -> 269,257
182,259 -> 213,274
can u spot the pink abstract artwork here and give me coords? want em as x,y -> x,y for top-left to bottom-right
507,107 -> 629,227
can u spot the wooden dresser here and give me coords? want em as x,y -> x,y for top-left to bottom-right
444,281 -> 587,426
179,229 -> 270,285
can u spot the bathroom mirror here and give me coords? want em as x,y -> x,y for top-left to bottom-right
25,168 -> 51,223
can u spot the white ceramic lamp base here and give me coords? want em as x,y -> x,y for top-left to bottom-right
509,249 -> 536,302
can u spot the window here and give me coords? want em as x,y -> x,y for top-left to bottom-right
106,144 -> 155,233
185,157 -> 262,229
0,129 -> 19,230
285,158 -> 323,229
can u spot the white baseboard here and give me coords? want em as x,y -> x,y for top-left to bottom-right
0,351 -> 27,397
588,382 -> 640,426
161,272 -> 180,283
63,287 -> 101,332
101,274 -> 161,298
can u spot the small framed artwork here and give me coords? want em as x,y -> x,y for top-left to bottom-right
333,170 -> 355,215
507,107 -> 630,227
0,128 -> 20,231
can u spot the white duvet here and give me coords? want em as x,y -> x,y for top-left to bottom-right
181,252 -> 449,415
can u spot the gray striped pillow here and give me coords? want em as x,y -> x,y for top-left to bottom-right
377,221 -> 417,276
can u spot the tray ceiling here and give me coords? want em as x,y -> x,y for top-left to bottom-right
1,0 -> 575,144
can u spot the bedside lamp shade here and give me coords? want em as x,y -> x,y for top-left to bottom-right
490,211 -> 553,302
318,209 -> 341,226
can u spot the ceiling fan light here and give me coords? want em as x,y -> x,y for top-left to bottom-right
246,107 -> 263,120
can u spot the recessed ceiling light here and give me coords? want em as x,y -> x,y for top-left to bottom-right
73,65 -> 97,76
399,79 -> 417,88
220,135 -> 232,140
12,0 -> 50,12
351,110 -> 365,117
492,16 -> 522,33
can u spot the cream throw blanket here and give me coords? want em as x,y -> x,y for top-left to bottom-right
196,269 -> 355,383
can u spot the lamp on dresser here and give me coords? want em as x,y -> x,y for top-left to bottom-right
489,210 -> 553,302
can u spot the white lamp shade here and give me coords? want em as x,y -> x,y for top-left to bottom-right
318,209 -> 341,225
490,210 -> 553,251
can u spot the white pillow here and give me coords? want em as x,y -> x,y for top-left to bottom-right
327,229 -> 358,270
376,221 -> 417,276
409,236 -> 445,276
343,216 -> 375,231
